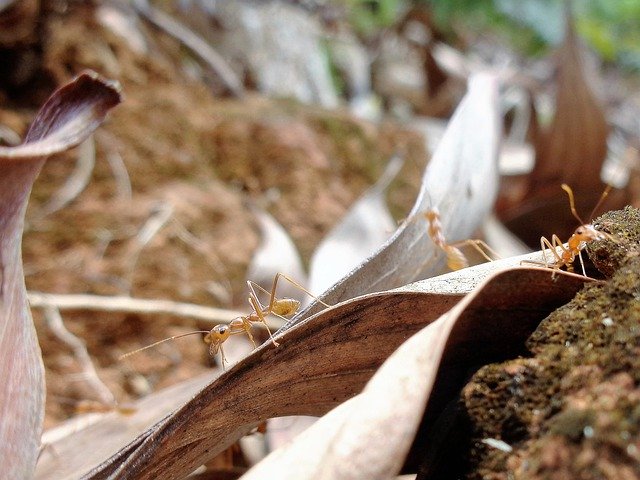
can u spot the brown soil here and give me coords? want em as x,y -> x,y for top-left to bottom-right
457,207 -> 640,479
0,4 -> 428,428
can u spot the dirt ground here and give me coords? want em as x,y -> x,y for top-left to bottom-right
1,4 -> 427,429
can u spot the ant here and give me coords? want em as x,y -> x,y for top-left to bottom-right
533,183 -> 617,276
424,207 -> 499,270
120,273 -> 329,367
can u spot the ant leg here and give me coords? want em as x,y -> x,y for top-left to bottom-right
273,272 -> 332,308
247,273 -> 331,310
550,234 -> 575,271
540,236 -> 566,268
213,343 -> 228,369
577,250 -> 587,277
249,295 -> 279,347
450,239 -> 500,263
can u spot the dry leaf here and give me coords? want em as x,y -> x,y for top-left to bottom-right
308,155 -> 403,297
0,71 -> 121,478
240,268 -> 591,480
289,72 -> 501,323
531,9 -> 608,192
38,249 -> 574,479
79,284 -> 464,478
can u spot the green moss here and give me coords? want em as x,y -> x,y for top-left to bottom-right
459,207 -> 640,479
587,205 -> 640,277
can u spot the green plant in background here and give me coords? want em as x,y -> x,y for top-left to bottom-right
421,0 -> 640,70
344,0 -> 404,35
574,0 -> 640,69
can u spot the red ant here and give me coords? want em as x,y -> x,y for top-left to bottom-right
424,207 -> 499,270
534,183 -> 617,276
121,273 -> 328,367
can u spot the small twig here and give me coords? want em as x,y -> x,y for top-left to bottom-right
132,0 -> 244,97
105,150 -> 132,201
42,305 -> 116,407
170,218 -> 228,276
28,291 -> 246,326
124,202 -> 174,292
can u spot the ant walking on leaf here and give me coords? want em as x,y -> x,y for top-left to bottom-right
529,183 -> 617,277
120,273 -> 329,368
424,207 -> 500,270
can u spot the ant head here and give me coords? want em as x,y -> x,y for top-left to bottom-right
574,223 -> 610,242
424,208 -> 438,222
204,324 -> 231,352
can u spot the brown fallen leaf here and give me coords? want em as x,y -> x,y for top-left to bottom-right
290,72 -> 501,323
500,6 -> 622,247
78,258 -> 587,480
83,289 -> 462,479
0,71 -> 121,478
531,7 -> 608,192
240,268 -> 591,480
29,250 -> 555,479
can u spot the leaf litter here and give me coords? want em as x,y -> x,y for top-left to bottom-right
6,1 -> 640,478
15,4 -> 426,435
53,71 -> 502,479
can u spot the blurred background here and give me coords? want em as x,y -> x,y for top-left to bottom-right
1,0 -> 639,475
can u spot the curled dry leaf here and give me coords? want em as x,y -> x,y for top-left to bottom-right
80,252 -> 582,480
83,287 -> 462,479
531,10 -> 608,192
0,71 -> 121,479
240,268 -> 591,480
26,249 -> 536,479
288,72 -> 501,323
308,154 -> 404,297
51,72 -> 498,479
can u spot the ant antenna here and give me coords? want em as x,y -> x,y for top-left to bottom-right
119,331 -> 211,360
561,184 -> 585,225
587,184 -> 613,221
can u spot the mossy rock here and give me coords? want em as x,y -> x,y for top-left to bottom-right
458,207 -> 640,479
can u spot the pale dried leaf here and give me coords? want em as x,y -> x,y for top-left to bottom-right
240,268 -> 591,480
0,71 -> 121,479
35,372 -> 217,480
308,155 -> 403,297
289,72 -> 501,322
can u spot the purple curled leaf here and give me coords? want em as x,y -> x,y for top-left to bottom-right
0,71 -> 121,478
0,71 -> 122,160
